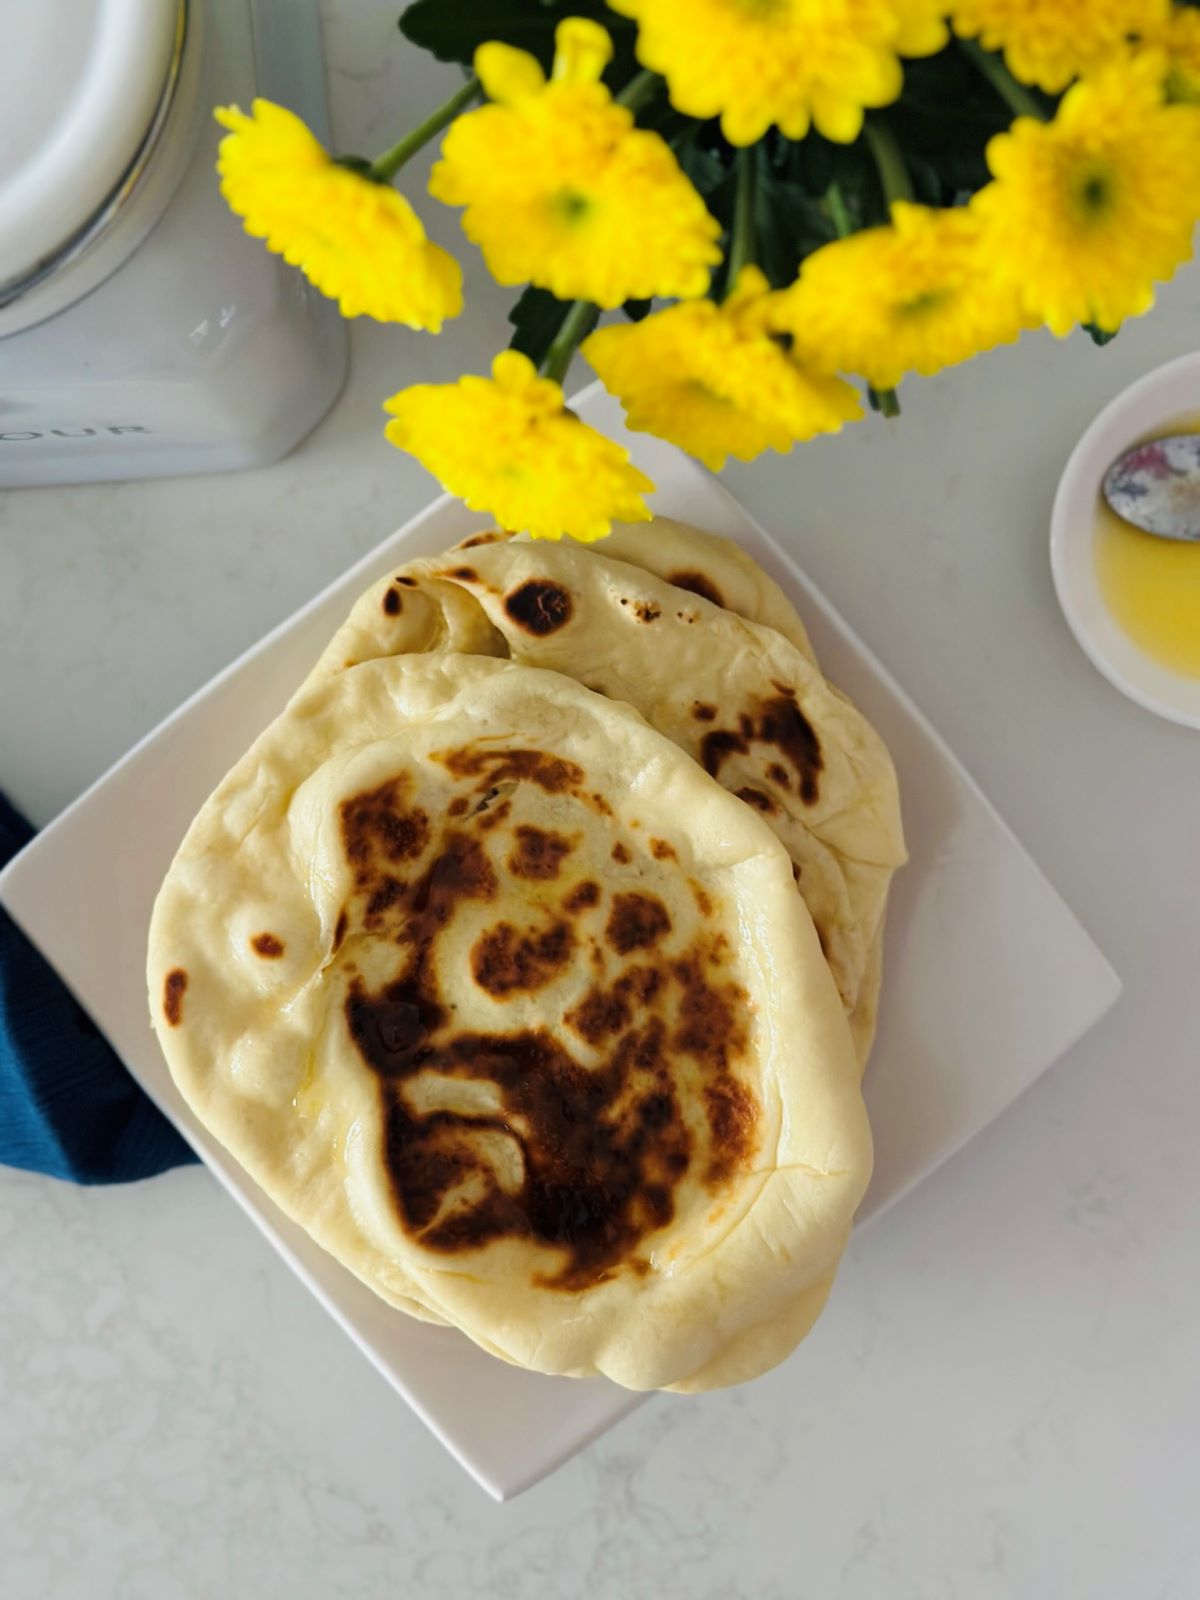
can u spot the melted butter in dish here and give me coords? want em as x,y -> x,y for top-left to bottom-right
1095,415 -> 1200,680
1095,493 -> 1200,679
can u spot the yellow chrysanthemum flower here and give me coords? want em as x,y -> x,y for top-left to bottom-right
383,352 -> 653,542
428,19 -> 720,307
893,0 -> 953,57
769,203 -> 1028,390
973,54 -> 1200,335
214,100 -> 461,329
949,0 -> 1168,94
608,0 -> 945,146
583,268 -> 863,471
1140,7 -> 1200,102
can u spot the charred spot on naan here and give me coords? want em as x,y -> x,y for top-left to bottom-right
702,1079 -> 759,1185
337,773 -> 759,1290
163,968 -> 188,1026
566,965 -> 662,1043
508,825 -> 573,880
606,892 -> 671,954
434,743 -> 618,823
365,876 -> 406,926
689,881 -> 715,918
370,1017 -> 697,1289
455,530 -> 507,551
563,879 -> 600,913
700,683 -> 823,806
617,596 -> 661,623
472,920 -> 576,996
673,950 -> 744,1071
475,795 -> 512,833
503,578 -> 573,636
341,776 -> 431,883
251,933 -> 285,958
736,787 -> 777,814
436,744 -> 580,796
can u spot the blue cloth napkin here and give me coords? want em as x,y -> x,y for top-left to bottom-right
0,791 -> 196,1184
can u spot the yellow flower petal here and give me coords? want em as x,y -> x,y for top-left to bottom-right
949,0 -> 1168,93
770,202 -> 1029,389
475,42 -> 546,103
973,54 -> 1200,335
383,351 -> 654,542
609,0 -> 923,146
214,99 -> 461,329
584,269 -> 863,471
1139,7 -> 1200,102
431,23 -> 720,306
552,17 -> 613,84
893,0 -> 952,57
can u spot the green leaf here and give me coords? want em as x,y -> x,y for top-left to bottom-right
784,131 -> 837,201
633,100 -> 690,141
754,164 -> 836,288
508,285 -> 572,366
1085,323 -> 1120,347
890,46 -> 1010,200
901,151 -> 946,207
399,1 -> 638,80
673,125 -> 732,200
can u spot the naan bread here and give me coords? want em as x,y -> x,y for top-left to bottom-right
149,654 -> 871,1391
309,537 -> 905,1040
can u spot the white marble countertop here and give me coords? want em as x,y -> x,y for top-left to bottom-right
3,4 -> 1200,1595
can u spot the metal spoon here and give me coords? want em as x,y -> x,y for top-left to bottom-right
1103,434 -> 1200,541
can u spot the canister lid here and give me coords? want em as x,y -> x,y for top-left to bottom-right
0,0 -> 181,291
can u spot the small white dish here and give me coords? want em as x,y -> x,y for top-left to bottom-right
1051,351 -> 1200,729
0,386 -> 1122,1499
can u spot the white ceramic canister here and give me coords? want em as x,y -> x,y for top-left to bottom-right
0,0 -> 347,487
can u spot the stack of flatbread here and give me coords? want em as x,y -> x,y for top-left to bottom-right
148,519 -> 905,1392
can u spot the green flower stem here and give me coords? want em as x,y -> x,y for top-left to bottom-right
724,146 -> 757,290
542,299 -> 601,386
958,38 -> 1046,120
824,181 -> 853,240
857,128 -> 909,419
370,76 -> 480,182
824,176 -> 900,418
617,69 -> 659,113
862,119 -> 913,209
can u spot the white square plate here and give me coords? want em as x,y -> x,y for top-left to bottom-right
0,388 -> 1121,1500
